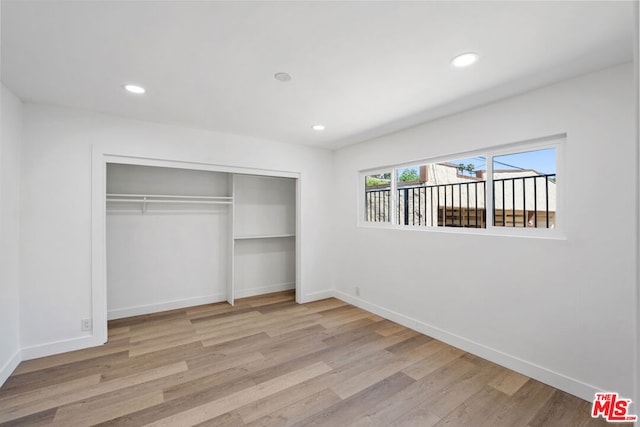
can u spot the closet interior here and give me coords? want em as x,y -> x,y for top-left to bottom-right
105,163 -> 296,320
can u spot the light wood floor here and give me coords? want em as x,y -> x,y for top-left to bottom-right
0,291 -> 618,426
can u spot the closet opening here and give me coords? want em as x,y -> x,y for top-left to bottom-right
96,157 -> 299,334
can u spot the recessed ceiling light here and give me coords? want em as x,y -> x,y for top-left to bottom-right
312,124 -> 325,131
123,84 -> 146,94
451,52 -> 479,68
274,72 -> 292,82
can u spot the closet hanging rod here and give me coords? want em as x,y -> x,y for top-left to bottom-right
106,193 -> 232,200
107,198 -> 232,205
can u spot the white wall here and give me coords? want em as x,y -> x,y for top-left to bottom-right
635,0 -> 640,414
234,175 -> 296,237
107,212 -> 230,318
20,104 -> 333,357
0,84 -> 22,385
234,237 -> 296,298
332,63 -> 637,401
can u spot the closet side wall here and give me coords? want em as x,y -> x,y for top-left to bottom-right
0,85 -> 23,386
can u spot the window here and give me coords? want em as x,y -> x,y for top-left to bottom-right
396,157 -> 487,228
361,137 -> 561,234
364,171 -> 391,223
492,148 -> 556,228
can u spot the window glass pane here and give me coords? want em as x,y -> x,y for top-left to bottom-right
396,156 -> 487,228
364,172 -> 391,222
492,147 -> 556,228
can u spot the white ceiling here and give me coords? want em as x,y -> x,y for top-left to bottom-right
1,1 -> 634,149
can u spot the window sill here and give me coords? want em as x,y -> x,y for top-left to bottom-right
357,222 -> 567,240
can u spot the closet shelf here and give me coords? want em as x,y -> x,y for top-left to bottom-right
234,234 -> 295,240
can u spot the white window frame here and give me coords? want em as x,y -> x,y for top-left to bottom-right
361,167 -> 396,227
359,134 -> 565,239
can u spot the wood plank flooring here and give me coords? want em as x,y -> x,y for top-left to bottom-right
0,291 -> 620,426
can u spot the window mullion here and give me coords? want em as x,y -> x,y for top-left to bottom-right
486,153 -> 494,229
391,168 -> 398,225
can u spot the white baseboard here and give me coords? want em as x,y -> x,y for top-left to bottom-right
21,335 -> 100,361
333,290 -> 601,402
108,293 -> 227,320
299,289 -> 334,303
235,283 -> 295,299
0,350 -> 21,387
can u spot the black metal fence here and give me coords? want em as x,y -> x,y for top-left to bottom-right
493,174 -> 556,228
365,174 -> 555,228
365,188 -> 391,222
397,181 -> 486,228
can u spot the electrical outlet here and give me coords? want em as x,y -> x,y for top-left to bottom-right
355,287 -> 360,297
81,318 -> 92,331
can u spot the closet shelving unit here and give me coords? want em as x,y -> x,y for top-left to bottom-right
231,174 -> 296,303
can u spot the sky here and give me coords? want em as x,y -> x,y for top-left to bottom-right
398,147 -> 556,177
492,147 -> 556,175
